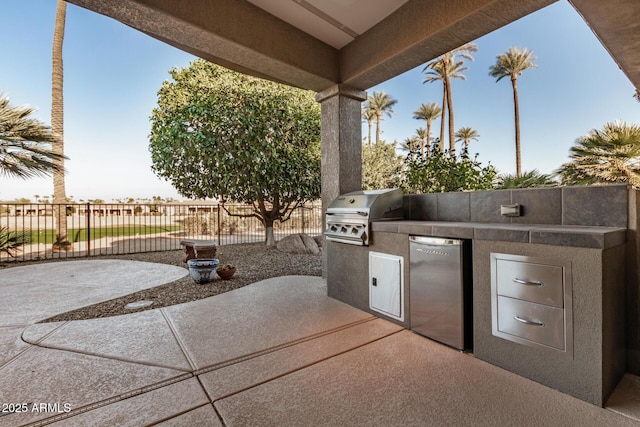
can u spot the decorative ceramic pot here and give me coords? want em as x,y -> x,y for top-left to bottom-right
187,258 -> 219,284
217,264 -> 237,280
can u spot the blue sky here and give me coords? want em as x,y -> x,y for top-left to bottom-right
1,0 -> 638,202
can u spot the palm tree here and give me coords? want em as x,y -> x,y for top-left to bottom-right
497,169 -> 557,189
0,95 -> 65,178
557,121 -> 640,187
400,136 -> 420,161
489,46 -> 537,178
52,0 -> 71,251
365,91 -> 397,144
362,107 -> 376,146
423,43 -> 477,156
455,127 -> 480,152
414,128 -> 428,159
413,102 -> 442,156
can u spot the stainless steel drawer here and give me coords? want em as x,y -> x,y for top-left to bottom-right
497,296 -> 565,351
496,259 -> 564,308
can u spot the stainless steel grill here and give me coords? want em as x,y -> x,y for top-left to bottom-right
325,189 -> 403,246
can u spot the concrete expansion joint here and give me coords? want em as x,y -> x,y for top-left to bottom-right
149,402 -> 218,427
160,308 -> 198,372
20,322 -> 69,346
25,375 -> 194,427
206,320 -> 405,404
27,340 -> 194,372
192,315 -> 378,377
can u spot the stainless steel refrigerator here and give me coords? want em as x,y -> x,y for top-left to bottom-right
409,236 -> 472,351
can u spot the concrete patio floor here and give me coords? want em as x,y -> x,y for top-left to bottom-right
1,261 -> 640,426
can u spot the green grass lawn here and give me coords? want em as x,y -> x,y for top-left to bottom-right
20,225 -> 182,244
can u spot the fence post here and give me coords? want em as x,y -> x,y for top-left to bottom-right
86,202 -> 91,256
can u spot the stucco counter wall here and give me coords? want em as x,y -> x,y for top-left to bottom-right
472,240 -> 626,407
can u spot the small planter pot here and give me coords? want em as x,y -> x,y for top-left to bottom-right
217,265 -> 237,280
187,259 -> 219,284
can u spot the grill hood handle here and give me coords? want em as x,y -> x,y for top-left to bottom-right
326,211 -> 368,216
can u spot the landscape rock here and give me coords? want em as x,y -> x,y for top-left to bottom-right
277,233 -> 321,255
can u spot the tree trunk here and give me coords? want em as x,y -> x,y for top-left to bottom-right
426,122 -> 431,157
512,76 -> 522,178
52,0 -> 71,252
439,88 -> 446,153
265,221 -> 275,246
367,120 -> 372,146
375,113 -> 381,144
446,75 -> 455,157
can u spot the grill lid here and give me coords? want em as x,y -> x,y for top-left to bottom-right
326,188 -> 403,220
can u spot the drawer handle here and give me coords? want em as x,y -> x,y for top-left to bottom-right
513,278 -> 543,287
514,316 -> 544,327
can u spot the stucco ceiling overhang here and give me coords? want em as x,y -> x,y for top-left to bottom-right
568,0 -> 640,93
65,0 -> 639,93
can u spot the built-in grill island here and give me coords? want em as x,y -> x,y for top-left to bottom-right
325,189 -> 403,246
325,184 -> 631,407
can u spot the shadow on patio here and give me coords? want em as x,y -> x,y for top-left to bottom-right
1,272 -> 640,426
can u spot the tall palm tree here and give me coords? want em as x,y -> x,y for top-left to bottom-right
362,106 -> 376,146
455,127 -> 480,152
0,95 -> 65,178
52,0 -> 71,251
365,91 -> 397,144
423,43 -> 477,156
413,102 -> 442,156
489,46 -> 537,178
557,121 -> 640,187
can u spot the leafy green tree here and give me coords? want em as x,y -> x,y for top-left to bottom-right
0,95 -> 65,179
364,91 -> 397,144
149,60 -> 321,245
413,102 -> 442,156
402,150 -> 496,193
455,127 -> 480,152
362,141 -> 403,190
489,47 -> 537,178
423,43 -> 477,156
497,169 -> 557,189
557,121 -> 640,187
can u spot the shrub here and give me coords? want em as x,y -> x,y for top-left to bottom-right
402,150 -> 496,193
0,227 -> 26,257
182,214 -> 210,235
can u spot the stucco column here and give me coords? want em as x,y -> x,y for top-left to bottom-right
316,84 -> 366,278
316,84 -> 367,215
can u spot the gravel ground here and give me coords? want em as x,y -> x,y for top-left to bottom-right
2,243 -> 322,323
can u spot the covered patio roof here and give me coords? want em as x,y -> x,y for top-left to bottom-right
64,0 -> 640,93
62,0 -> 640,212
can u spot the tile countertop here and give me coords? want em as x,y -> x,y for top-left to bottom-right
371,220 -> 627,250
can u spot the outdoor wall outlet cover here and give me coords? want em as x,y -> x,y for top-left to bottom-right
500,204 -> 521,217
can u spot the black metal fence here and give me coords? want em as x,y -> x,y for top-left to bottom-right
0,202 -> 322,262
